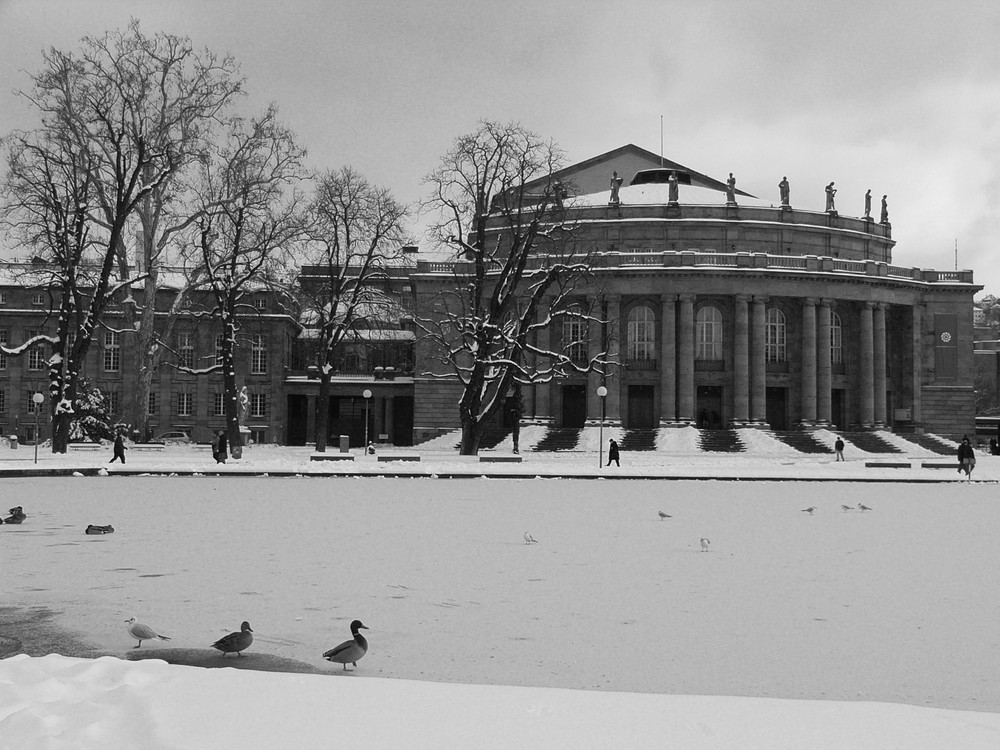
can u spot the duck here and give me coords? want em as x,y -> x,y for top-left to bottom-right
3,506 -> 26,524
322,620 -> 369,671
86,524 -> 115,535
211,621 -> 253,657
125,617 -> 171,648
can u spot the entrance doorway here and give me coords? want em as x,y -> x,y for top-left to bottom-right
696,385 -> 723,429
286,395 -> 308,445
831,389 -> 846,431
561,385 -> 587,427
766,387 -> 787,430
627,385 -> 656,428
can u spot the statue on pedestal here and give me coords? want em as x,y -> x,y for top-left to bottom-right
864,189 -> 872,218
825,182 -> 837,212
725,173 -> 737,204
668,171 -> 679,204
778,176 -> 790,206
237,386 -> 249,428
609,171 -> 623,205
880,194 -> 889,224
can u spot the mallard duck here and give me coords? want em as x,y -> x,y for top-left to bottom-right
4,506 -> 26,524
86,524 -> 115,535
125,617 -> 171,648
212,621 -> 253,657
322,620 -> 369,671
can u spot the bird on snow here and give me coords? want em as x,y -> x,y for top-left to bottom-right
802,506 -> 816,515
211,621 -> 254,657
4,506 -> 26,524
125,617 -> 171,648
700,537 -> 711,552
322,619 -> 369,671
841,504 -> 853,513
523,531 -> 538,544
658,511 -> 672,520
858,503 -> 872,512
86,524 -> 114,535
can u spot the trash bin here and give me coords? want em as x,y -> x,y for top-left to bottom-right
338,435 -> 350,453
9,435 -> 17,449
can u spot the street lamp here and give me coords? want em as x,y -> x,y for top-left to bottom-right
597,385 -> 608,468
32,392 -> 44,464
362,389 -> 373,451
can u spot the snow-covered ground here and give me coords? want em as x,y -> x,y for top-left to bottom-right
1,437 -> 999,748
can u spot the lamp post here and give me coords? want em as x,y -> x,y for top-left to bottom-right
362,389 -> 372,451
597,385 -> 608,468
32,392 -> 44,464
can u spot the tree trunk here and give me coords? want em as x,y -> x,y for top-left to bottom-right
459,419 -> 482,455
52,412 -> 71,454
315,372 -> 331,452
222,329 -> 243,460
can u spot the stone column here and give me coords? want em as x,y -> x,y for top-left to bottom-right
733,295 -> 750,423
873,302 -> 887,427
750,296 -> 767,423
677,294 -> 695,422
605,294 -> 622,424
816,300 -> 832,425
911,303 -> 922,425
859,301 -> 875,428
384,394 -> 395,444
659,294 -> 677,424
587,297 -> 605,421
800,298 -> 818,425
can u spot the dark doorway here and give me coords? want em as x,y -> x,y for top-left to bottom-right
331,396 -> 372,449
287,395 -> 308,445
562,384 -> 587,427
831,389 -> 846,431
392,396 -> 414,446
628,385 -> 656,428
766,387 -> 787,430
696,385 -> 723,429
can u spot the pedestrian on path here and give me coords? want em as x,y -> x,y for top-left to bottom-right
957,436 -> 975,481
109,432 -> 127,464
607,438 -> 620,467
834,436 -> 845,461
213,430 -> 228,464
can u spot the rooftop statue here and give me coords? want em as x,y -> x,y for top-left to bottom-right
609,171 -> 623,205
726,173 -> 737,204
864,189 -> 872,218
825,182 -> 837,213
880,194 -> 889,224
779,176 -> 790,206
668,171 -> 679,204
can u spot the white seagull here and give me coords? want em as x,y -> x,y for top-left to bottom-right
802,506 -> 816,515
699,537 -> 711,552
841,504 -> 853,513
858,503 -> 872,512
658,511 -> 672,520
523,532 -> 538,544
125,617 -> 171,649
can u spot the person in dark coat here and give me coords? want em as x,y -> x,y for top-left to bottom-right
109,432 -> 127,464
215,431 -> 228,464
607,438 -> 620,467
957,436 -> 975,480
834,437 -> 845,461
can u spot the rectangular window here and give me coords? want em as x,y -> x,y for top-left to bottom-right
0,329 -> 7,370
213,392 -> 225,417
251,334 -> 267,374
27,331 -> 45,371
104,331 -> 120,372
253,297 -> 268,311
215,334 -> 225,365
106,390 -> 120,416
31,292 -> 45,306
0,389 -> 6,413
0,292 -> 7,305
147,391 -> 158,417
178,332 -> 194,368
249,427 -> 266,444
26,389 -> 43,412
250,392 -> 266,418
177,392 -> 193,417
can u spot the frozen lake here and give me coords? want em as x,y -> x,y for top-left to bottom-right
4,476 -> 999,712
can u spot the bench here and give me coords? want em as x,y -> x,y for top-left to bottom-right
377,455 -> 421,462
309,453 -> 356,462
921,462 -> 960,470
131,443 -> 165,451
864,461 -> 911,469
68,443 -> 102,451
479,455 -> 523,463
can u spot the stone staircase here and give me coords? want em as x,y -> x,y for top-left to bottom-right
532,427 -> 583,452
620,428 -> 659,452
698,429 -> 744,453
842,431 -> 902,453
901,433 -> 957,456
452,424 -> 511,451
770,431 -> 833,454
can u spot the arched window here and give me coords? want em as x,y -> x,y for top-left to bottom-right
765,308 -> 786,362
627,305 -> 656,361
696,306 -> 723,360
562,311 -> 588,365
830,312 -> 843,365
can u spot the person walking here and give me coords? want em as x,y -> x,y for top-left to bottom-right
834,436 -> 845,461
957,436 -> 975,481
215,430 -> 228,464
607,438 -> 620,467
109,432 -> 127,464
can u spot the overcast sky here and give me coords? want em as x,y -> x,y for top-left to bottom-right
1,0 -> 998,295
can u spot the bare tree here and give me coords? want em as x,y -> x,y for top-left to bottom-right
0,21 -> 242,452
283,167 -> 409,452
419,121 -> 607,455
182,106 -> 305,458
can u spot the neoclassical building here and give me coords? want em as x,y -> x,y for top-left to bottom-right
412,145 -> 980,441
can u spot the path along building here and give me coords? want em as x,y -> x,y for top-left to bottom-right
411,145 -> 980,442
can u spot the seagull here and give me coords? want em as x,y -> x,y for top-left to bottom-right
841,504 -> 853,513
211,621 -> 254,657
523,531 -> 538,544
802,506 -> 816,515
322,620 -> 370,671
658,511 -> 672,520
125,617 -> 171,648
700,537 -> 711,552
858,503 -> 872,512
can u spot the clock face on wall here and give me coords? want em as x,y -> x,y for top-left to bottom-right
940,331 -> 952,343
